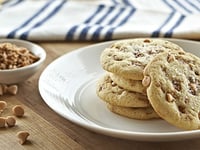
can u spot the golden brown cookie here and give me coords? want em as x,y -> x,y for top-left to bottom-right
109,73 -> 146,94
107,103 -> 160,120
100,38 -> 183,80
143,51 -> 200,130
96,74 -> 150,107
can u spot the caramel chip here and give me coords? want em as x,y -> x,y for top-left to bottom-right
12,105 -> 24,117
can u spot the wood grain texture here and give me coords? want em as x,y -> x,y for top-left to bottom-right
0,41 -> 200,150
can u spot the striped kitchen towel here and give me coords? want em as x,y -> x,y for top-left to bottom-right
0,0 -> 200,41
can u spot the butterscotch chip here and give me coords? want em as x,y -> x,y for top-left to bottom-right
143,51 -> 200,130
0,84 -> 18,95
166,93 -> 174,102
7,85 -> 18,95
6,116 -> 16,127
142,76 -> 151,87
0,101 -> 7,112
107,103 -> 159,120
96,74 -> 150,107
12,105 -> 24,117
17,131 -> 30,145
100,38 -> 183,80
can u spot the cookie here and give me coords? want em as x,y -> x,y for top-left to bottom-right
96,74 -> 150,107
109,73 -> 146,94
143,51 -> 200,130
107,103 -> 159,120
100,38 -> 183,80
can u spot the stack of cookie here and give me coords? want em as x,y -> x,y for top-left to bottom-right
97,38 -> 183,120
97,38 -> 200,130
96,74 -> 159,120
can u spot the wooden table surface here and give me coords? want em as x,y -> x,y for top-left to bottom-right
1,41 -> 200,150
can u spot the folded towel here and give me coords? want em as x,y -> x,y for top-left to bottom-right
0,0 -> 200,41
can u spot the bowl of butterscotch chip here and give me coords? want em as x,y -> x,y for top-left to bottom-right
0,39 -> 46,84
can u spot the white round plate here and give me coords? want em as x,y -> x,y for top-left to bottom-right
39,39 -> 200,141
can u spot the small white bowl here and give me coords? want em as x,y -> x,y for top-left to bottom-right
0,39 -> 46,84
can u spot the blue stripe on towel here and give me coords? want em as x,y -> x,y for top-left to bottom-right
122,0 -> 132,5
111,0 -> 119,5
105,7 -> 136,40
8,0 -> 23,6
84,5 -> 105,24
116,8 -> 135,26
162,0 -> 176,11
65,5 -> 105,41
185,0 -> 200,12
20,0 -> 66,40
0,0 -> 24,13
174,0 -> 192,13
164,14 -> 185,37
151,12 -> 175,37
79,5 -> 115,40
2,0 -> 23,7
91,7 -> 126,40
110,0 -> 132,5
108,7 -> 126,25
95,6 -> 115,24
7,0 -> 54,38
66,1 -> 136,41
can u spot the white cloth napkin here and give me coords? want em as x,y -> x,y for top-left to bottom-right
0,0 -> 200,41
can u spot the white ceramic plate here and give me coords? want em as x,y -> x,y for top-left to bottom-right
39,39 -> 200,141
